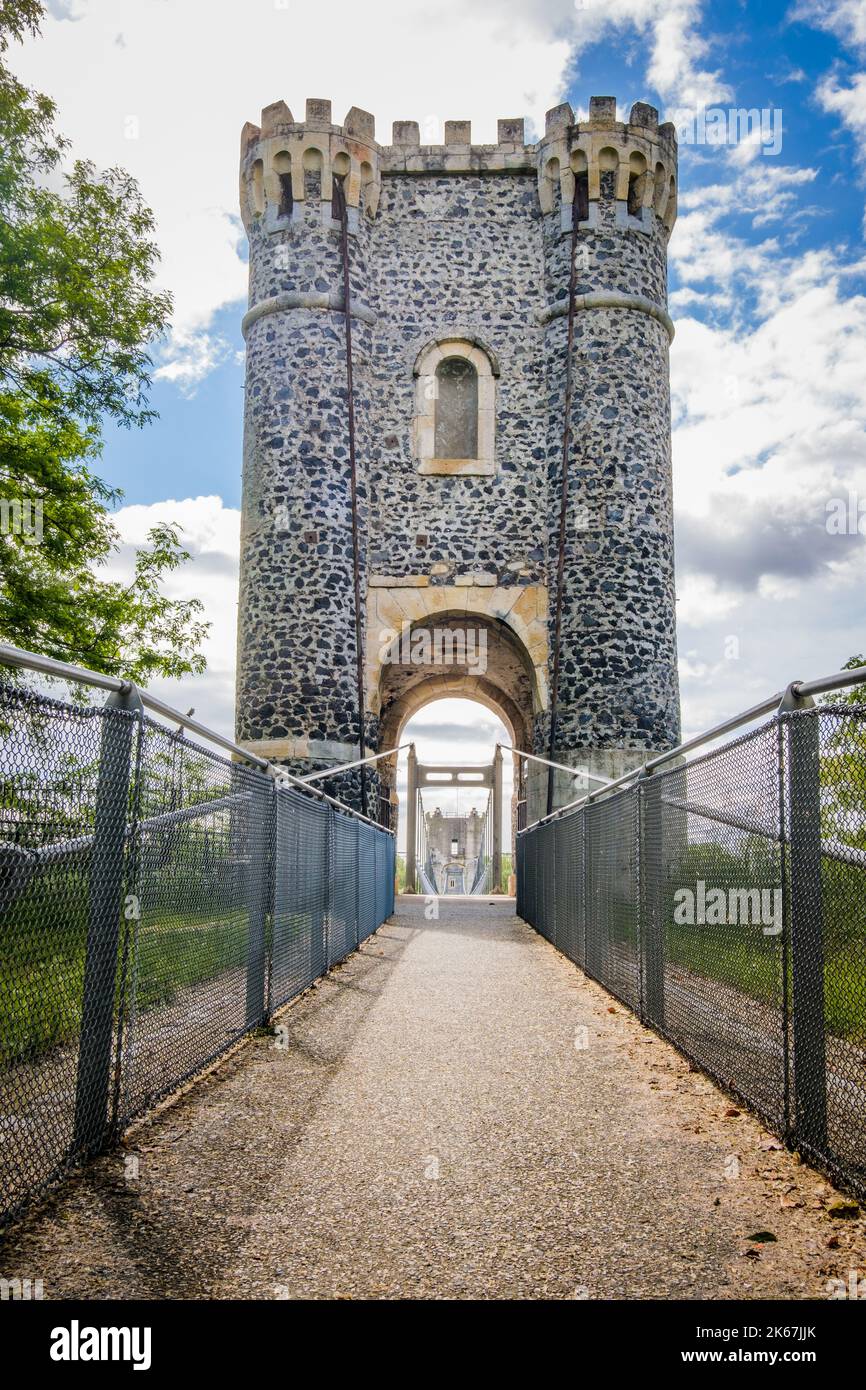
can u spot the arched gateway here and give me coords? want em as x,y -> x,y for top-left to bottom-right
235,95 -> 681,826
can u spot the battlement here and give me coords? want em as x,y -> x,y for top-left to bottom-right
239,95 -> 678,234
537,96 -> 678,232
239,98 -> 381,232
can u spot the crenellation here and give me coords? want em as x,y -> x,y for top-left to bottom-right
305,97 -> 332,127
545,102 -> 574,133
628,100 -> 658,132
392,120 -> 420,146
240,120 -> 261,154
261,100 -> 294,136
344,106 -> 375,140
239,97 -> 675,236
588,95 -> 618,123
444,120 -> 471,146
498,117 -> 525,144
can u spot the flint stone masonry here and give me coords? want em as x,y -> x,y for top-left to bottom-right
235,96 -> 681,820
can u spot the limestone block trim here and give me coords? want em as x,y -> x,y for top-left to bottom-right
537,290 -> 675,343
241,98 -> 676,232
365,581 -> 550,716
381,146 -> 536,175
536,102 -> 677,234
238,735 -> 360,764
559,199 -> 653,236
412,338 -> 497,477
242,290 -> 377,338
240,106 -> 381,232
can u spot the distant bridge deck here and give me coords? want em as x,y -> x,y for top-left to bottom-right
4,896 -> 862,1300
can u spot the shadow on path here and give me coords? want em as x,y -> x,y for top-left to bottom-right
2,900 -> 863,1300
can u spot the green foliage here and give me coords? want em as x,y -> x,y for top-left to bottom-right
501,851 -> 513,892
0,4 -> 208,682
818,656 -> 866,854
827,654 -> 866,709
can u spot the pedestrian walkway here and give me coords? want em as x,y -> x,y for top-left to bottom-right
3,898 -> 862,1300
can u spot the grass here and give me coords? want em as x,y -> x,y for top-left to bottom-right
665,918 -> 866,1044
3,841 -> 865,1067
0,868 -> 254,1065
659,843 -> 866,1044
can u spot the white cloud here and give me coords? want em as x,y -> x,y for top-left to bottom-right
644,0 -> 732,111
675,575 -> 741,625
816,69 -> 866,173
106,496 -> 241,738
13,0 -> 736,391
799,4 -> 866,203
793,0 -> 866,53
154,328 -> 234,393
667,210 -> 866,734
14,0 -> 573,382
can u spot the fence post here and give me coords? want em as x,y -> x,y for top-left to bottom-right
72,685 -> 143,1156
324,805 -> 333,968
491,745 -> 503,894
783,690 -> 828,1154
583,805 -> 594,977
355,818 -> 361,948
245,771 -> 272,1029
639,773 -> 665,1030
578,810 -> 586,969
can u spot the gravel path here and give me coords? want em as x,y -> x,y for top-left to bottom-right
2,897 -> 864,1300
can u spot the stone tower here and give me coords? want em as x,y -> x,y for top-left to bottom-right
235,96 -> 680,822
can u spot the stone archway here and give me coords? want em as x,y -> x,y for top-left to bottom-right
366,580 -> 548,739
369,601 -> 543,842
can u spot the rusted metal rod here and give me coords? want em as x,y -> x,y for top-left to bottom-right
335,175 -> 368,818
547,179 -> 580,814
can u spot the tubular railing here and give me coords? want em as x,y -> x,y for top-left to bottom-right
0,644 -> 395,1228
517,663 -> 866,1199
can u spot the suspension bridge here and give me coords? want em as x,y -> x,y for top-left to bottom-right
1,641 -> 866,1301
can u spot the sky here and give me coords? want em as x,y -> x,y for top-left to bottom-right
398,701 -> 514,848
10,0 -> 866,807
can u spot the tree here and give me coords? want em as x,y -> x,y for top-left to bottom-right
818,655 -> 866,855
830,654 -> 866,708
0,2 -> 208,682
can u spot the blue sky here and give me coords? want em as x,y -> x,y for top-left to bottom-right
13,0 -> 866,785
98,0 -> 866,508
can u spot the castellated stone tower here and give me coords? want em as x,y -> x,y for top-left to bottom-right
236,96 -> 680,822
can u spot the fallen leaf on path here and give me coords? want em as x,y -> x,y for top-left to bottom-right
828,1199 -> 860,1219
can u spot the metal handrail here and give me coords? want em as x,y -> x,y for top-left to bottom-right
518,661 -> 866,834
0,641 -> 393,834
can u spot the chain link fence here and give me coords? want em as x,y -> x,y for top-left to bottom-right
518,705 -> 866,1200
0,683 -> 395,1227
